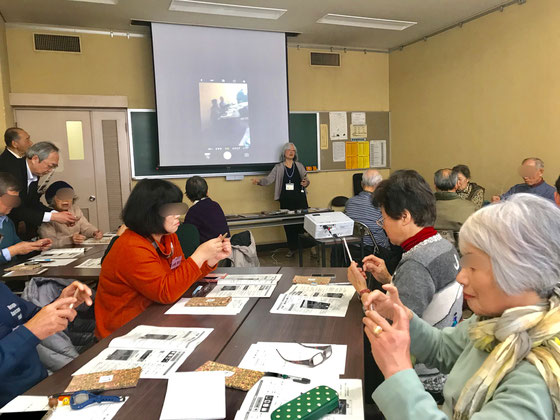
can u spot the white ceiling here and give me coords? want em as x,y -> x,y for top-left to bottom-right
0,0 -> 519,50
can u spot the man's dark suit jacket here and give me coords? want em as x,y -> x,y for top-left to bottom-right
0,149 -> 50,240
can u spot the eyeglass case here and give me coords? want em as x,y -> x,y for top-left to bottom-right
270,386 -> 339,420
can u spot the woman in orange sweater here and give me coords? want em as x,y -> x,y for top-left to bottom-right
95,179 -> 231,339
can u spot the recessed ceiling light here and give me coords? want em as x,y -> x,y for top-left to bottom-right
169,0 -> 287,20
67,0 -> 118,4
317,14 -> 416,31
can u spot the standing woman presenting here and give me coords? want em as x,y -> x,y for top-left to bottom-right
252,143 -> 309,257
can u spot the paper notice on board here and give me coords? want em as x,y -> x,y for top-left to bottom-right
350,124 -> 367,140
329,112 -> 348,140
351,112 -> 366,125
320,124 -> 329,150
332,141 -> 345,162
370,140 -> 387,167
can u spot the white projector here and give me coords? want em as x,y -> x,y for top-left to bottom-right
304,212 -> 354,239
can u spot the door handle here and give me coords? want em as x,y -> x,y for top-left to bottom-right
89,195 -> 96,202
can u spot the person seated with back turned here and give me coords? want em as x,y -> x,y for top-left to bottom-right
184,176 -> 229,243
434,168 -> 476,232
95,179 -> 231,339
347,170 -> 462,399
0,127 -> 33,170
0,276 -> 92,407
0,172 -> 52,266
358,194 -> 559,419
6,142 -> 76,240
344,169 -> 401,273
452,164 -> 485,209
492,157 -> 556,202
38,181 -> 103,247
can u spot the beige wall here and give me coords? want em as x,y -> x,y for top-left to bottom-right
0,21 -> 13,133
389,0 -> 560,198
5,30 -> 390,243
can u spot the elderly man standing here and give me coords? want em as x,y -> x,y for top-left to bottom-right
492,157 -> 556,202
0,128 -> 33,171
434,168 -> 476,233
7,142 -> 75,240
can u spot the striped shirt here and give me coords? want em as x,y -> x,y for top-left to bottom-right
344,191 -> 389,248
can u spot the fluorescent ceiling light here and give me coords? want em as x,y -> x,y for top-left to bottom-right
67,0 -> 118,4
317,14 -> 416,31
169,0 -> 287,20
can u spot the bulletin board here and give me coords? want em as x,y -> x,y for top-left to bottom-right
318,111 -> 390,171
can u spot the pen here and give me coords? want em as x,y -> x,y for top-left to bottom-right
192,285 -> 203,296
69,288 -> 79,310
30,259 -> 53,263
264,372 -> 311,384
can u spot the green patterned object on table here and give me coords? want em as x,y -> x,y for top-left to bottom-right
271,386 -> 339,420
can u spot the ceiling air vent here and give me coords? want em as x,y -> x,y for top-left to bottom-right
34,34 -> 81,53
310,52 -> 340,67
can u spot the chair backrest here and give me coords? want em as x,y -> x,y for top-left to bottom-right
352,173 -> 363,196
439,229 -> 460,251
353,220 -> 379,255
175,223 -> 201,258
329,196 -> 349,209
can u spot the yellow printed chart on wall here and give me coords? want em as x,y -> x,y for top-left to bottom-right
345,141 -> 369,169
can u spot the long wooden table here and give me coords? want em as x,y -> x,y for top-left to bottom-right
25,267 -> 364,419
226,208 -> 332,230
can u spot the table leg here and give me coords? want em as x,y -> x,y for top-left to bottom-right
321,244 -> 326,267
298,236 -> 304,267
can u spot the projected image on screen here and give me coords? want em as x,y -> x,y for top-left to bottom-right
199,82 -> 250,148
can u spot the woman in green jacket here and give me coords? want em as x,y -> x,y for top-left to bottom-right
351,193 -> 560,419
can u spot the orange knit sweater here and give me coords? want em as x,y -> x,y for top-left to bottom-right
95,229 -> 214,339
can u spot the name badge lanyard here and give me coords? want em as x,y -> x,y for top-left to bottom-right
284,165 -> 304,193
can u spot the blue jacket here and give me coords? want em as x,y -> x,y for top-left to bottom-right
500,180 -> 556,202
0,282 -> 46,407
0,215 -> 22,265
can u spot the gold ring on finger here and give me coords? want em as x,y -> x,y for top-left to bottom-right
373,325 -> 383,337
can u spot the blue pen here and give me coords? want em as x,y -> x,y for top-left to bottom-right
30,259 -> 53,263
192,285 -> 202,296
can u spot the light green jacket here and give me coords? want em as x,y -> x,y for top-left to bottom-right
373,315 -> 553,419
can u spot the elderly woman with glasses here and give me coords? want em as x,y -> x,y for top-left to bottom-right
358,194 -> 560,419
348,170 -> 462,399
95,179 -> 231,339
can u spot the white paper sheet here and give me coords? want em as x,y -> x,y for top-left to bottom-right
0,395 -> 49,413
82,234 -> 117,245
3,268 -> 47,277
73,326 -> 212,379
41,248 -> 86,259
350,124 -> 367,140
235,378 -> 363,420
239,342 -> 347,379
34,258 -> 77,267
351,112 -> 366,126
75,258 -> 102,269
218,274 -> 282,284
109,325 -> 213,350
72,347 -> 190,379
370,140 -> 387,167
160,372 -> 226,420
332,141 -> 346,162
270,293 -> 351,317
165,297 -> 249,316
49,397 -> 128,420
207,283 -> 276,298
285,284 -> 356,300
329,112 -> 348,140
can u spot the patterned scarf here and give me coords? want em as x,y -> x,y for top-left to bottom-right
454,286 -> 560,419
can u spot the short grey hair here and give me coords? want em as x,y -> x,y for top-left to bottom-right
522,157 -> 544,169
459,193 -> 560,298
434,168 -> 458,191
280,142 -> 298,162
361,170 -> 382,188
26,141 -> 59,162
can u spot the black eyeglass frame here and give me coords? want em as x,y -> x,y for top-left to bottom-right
275,343 -> 333,367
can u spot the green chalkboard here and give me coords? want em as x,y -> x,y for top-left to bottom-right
130,110 -> 319,177
288,113 -> 319,169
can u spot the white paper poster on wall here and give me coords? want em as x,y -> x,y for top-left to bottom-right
333,141 -> 346,162
350,124 -> 367,141
351,112 -> 366,125
370,140 -> 387,167
329,112 -> 348,140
